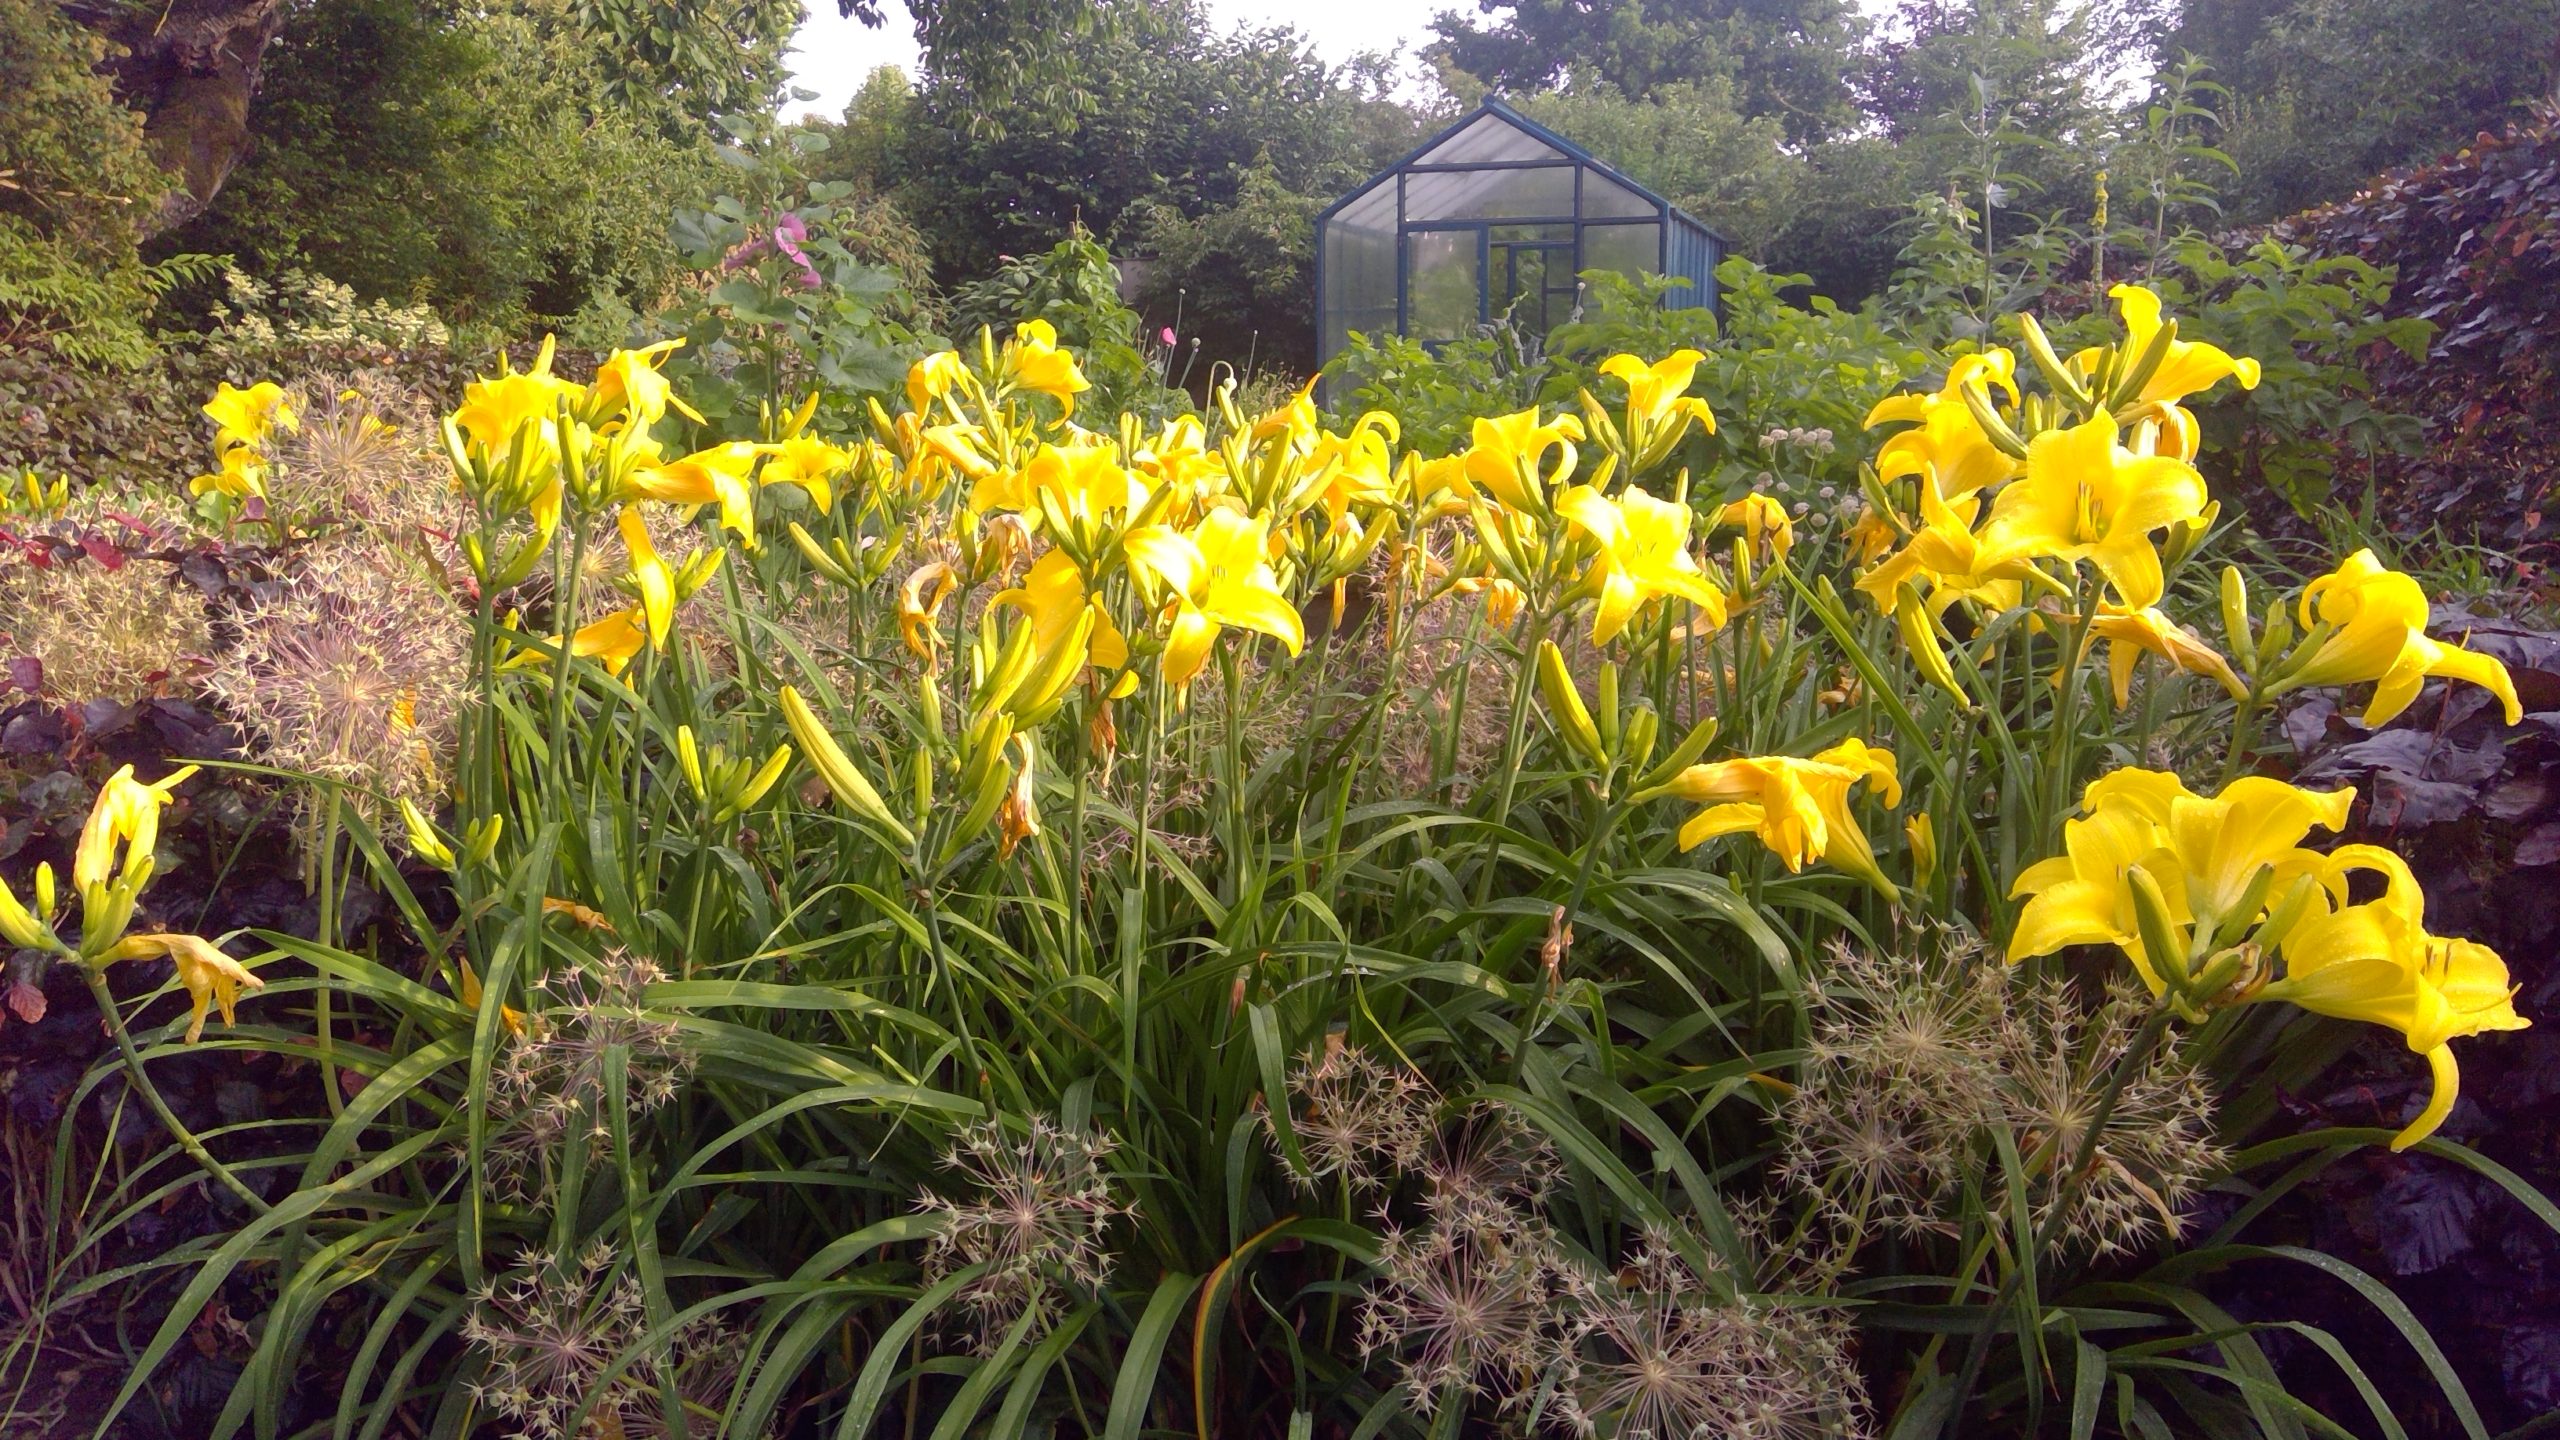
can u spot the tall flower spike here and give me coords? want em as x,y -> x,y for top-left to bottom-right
2275,548 -> 2522,726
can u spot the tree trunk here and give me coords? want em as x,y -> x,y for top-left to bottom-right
59,0 -> 289,236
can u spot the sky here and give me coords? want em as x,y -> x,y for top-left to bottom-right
784,0 -> 1453,118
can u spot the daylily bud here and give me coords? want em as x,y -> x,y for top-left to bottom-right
1958,380 -> 2030,459
0,874 -> 55,952
2125,863 -> 2192,995
1535,641 -> 1609,772
1620,704 -> 1658,776
1906,812 -> 1938,891
1634,714 -> 1720,795
737,745 -> 793,815
463,815 -> 505,868
399,799 -> 457,871
2219,565 -> 2255,674
1894,586 -> 1972,708
779,686 -> 915,848
2017,312 -> 2093,409
677,725 -> 708,801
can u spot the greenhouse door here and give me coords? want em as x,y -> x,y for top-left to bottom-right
1491,233 -> 1576,336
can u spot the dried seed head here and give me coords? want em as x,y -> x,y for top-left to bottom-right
1358,1218 -> 1566,1418
1545,1231 -> 1869,1440
204,537 -> 469,850
1271,1042 -> 1435,1192
0,555 -> 211,705
918,1115 -> 1129,1349
482,949 -> 693,1203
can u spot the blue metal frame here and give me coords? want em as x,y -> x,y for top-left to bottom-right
1315,98 -> 1733,378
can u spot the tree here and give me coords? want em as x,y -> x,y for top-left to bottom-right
893,0 -> 1415,284
161,0 -> 718,327
3,0 -> 189,363
2165,0 -> 2560,222
1427,0 -> 1867,145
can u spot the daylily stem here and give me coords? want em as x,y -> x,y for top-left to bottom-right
82,967 -> 271,1215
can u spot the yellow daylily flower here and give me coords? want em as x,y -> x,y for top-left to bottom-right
1974,413 -> 2209,608
203,381 -> 299,452
618,507 -> 677,651
1650,739 -> 1901,897
1462,408 -> 1584,516
1447,572 -> 1526,630
1864,350 -> 2023,502
2007,769 -> 2351,993
994,550 -> 1134,692
2276,548 -> 2522,726
1121,508 -> 1304,688
103,933 -> 262,1044
455,958 -> 527,1037
623,441 -> 763,546
75,764 -> 200,893
925,424 -> 1000,481
452,336 -> 583,457
1713,493 -> 1794,565
907,349 -> 973,417
762,435 -> 849,514
1307,414 -> 1401,532
1132,415 -> 1223,506
2261,847 -> 2527,1150
1852,469 -> 2008,611
2087,604 -> 2247,706
1597,350 -> 1716,466
2103,284 -> 2261,406
591,340 -> 701,428
566,608 -> 649,677
188,445 -> 268,501
975,440 -> 1150,540
1006,320 -> 1091,414
1554,484 -> 1729,647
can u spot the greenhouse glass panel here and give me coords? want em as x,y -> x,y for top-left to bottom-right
1578,168 -> 1661,219
1416,112 -> 1567,165
1406,230 -> 1481,341
1320,179 -> 1398,361
1402,164 -> 1576,223
1580,223 -> 1661,283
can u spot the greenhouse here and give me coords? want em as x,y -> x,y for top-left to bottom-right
1314,99 -> 1729,372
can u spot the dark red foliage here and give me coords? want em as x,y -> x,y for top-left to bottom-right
2272,106 -> 2560,579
